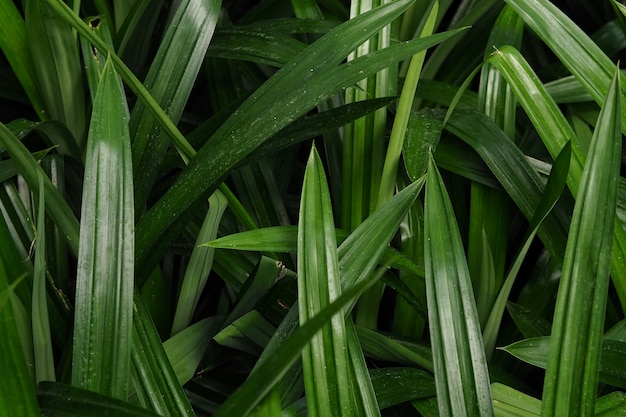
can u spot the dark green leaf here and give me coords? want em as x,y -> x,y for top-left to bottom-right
38,382 -> 159,417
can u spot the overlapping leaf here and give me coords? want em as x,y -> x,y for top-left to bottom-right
134,1 -> 466,275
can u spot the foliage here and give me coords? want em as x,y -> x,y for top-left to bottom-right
1,0 -> 626,416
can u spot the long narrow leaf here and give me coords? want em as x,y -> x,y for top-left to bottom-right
377,0 -> 438,207
171,190 -> 228,336
71,58 -> 134,399
424,153 -> 493,416
541,68 -> 622,417
298,145 -> 353,416
32,171 -> 55,382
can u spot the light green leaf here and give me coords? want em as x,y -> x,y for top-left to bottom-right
298,145 -> 353,416
595,391 -> 626,417
71,58 -> 134,399
424,153 -> 493,416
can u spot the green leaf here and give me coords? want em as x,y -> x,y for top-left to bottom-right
131,292 -> 195,417
131,0 -> 222,211
25,0 -> 86,147
71,58 -> 134,399
377,0 -> 439,207
171,190 -> 228,336
42,0 -> 196,172
490,383 -> 540,417
482,142 -> 570,357
214,310 -> 276,355
356,326 -> 433,371
38,382 -> 159,417
244,97 -> 397,173
0,255 -> 40,416
80,15 -> 115,104
504,0 -> 617,127
445,109 -> 570,260
468,4 -> 523,327
502,337 -> 626,390
0,0 -> 45,118
424,153 -> 493,416
32,171 -> 55,383
234,178 -> 425,416
505,301 -> 551,339
541,68 -> 622,417
298,145 -> 353,416
163,316 -> 220,385
403,108 -> 443,181
370,368 -> 436,409
0,123 -> 80,256
206,28 -> 307,67
595,391 -> 626,417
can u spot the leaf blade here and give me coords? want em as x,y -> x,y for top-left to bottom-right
424,153 -> 493,416
71,58 -> 134,399
298,145 -> 353,416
